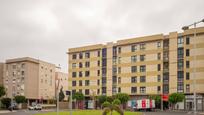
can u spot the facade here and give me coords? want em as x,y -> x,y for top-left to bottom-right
0,63 -> 5,85
68,27 -> 204,110
3,57 -> 56,104
55,72 -> 68,100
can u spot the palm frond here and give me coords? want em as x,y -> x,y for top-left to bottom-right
102,107 -> 111,115
113,105 -> 124,115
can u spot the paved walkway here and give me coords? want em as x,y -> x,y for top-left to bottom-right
0,110 -> 16,114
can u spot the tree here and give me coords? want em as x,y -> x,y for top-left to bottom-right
72,92 -> 84,109
14,95 -> 26,104
0,85 -> 6,98
149,95 -> 161,108
97,95 -> 107,108
1,98 -> 11,108
102,99 -> 123,115
168,93 -> 185,109
59,87 -> 65,102
115,93 -> 130,109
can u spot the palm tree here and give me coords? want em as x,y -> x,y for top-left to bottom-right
102,99 -> 124,115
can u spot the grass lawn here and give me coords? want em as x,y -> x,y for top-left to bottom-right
34,110 -> 141,115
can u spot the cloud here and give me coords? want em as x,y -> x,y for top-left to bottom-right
0,0 -> 204,72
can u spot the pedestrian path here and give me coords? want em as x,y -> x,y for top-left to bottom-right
0,110 -> 16,114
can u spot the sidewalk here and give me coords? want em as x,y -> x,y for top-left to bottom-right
0,110 -> 16,114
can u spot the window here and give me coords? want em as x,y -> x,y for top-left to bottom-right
140,43 -> 146,50
178,37 -> 184,47
157,64 -> 161,71
131,87 -> 137,93
177,82 -> 184,93
186,49 -> 190,56
85,62 -> 90,68
72,54 -> 77,59
178,59 -> 184,70
140,87 -> 146,94
118,67 -> 121,74
85,80 -> 89,86
72,81 -> 76,86
79,80 -> 82,86
157,42 -> 161,48
118,47 -> 121,53
157,53 -> 161,60
163,84 -> 169,94
72,63 -> 76,68
79,89 -> 82,93
79,71 -> 83,77
72,72 -> 77,78
98,51 -> 100,57
131,45 -> 137,52
85,71 -> 90,77
97,70 -> 100,76
97,60 -> 100,66
131,66 -> 137,73
186,61 -> 190,68
140,76 -> 146,82
178,48 -> 184,58
85,52 -> 90,58
140,55 -> 145,61
97,80 -> 100,85
113,57 -> 117,64
79,62 -> 83,68
157,75 -> 161,82
113,66 -> 117,75
157,86 -> 161,92
97,89 -> 100,94
186,84 -> 190,92
118,87 -> 121,93
131,76 -> 137,83
112,76 -> 117,84
21,63 -> 25,68
85,89 -> 89,95
131,55 -> 137,63
72,90 -> 76,95
13,65 -> 16,69
178,71 -> 184,82
186,37 -> 190,45
79,53 -> 83,59
186,72 -> 190,80
118,57 -> 121,64
21,71 -> 24,75
140,65 -> 146,72
118,77 -> 121,84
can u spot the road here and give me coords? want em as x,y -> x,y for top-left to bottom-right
2,110 -> 204,115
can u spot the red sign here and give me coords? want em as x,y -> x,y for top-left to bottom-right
142,99 -> 146,108
162,94 -> 169,101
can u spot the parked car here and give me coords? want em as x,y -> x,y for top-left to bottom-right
34,104 -> 42,110
28,104 -> 42,110
28,106 -> 34,110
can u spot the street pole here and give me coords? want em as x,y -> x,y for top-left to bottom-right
193,23 -> 197,115
70,91 -> 72,115
161,94 -> 163,111
57,87 -> 59,115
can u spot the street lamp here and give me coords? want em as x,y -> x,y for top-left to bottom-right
182,18 -> 204,115
55,65 -> 61,115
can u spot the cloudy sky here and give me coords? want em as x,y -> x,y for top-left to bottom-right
0,0 -> 204,72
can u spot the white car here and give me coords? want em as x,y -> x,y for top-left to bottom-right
34,104 -> 42,110
28,104 -> 42,110
28,106 -> 34,110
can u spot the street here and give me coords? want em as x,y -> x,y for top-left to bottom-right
1,109 -> 56,115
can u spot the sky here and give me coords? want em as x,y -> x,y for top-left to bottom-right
0,0 -> 204,72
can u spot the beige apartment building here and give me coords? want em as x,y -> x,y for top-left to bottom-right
3,57 -> 56,104
68,27 -> 204,110
55,72 -> 68,100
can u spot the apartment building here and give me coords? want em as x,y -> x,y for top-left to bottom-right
68,27 -> 204,110
3,57 -> 56,104
55,72 -> 68,100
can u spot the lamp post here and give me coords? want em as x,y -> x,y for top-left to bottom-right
182,19 -> 204,115
55,65 -> 61,115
